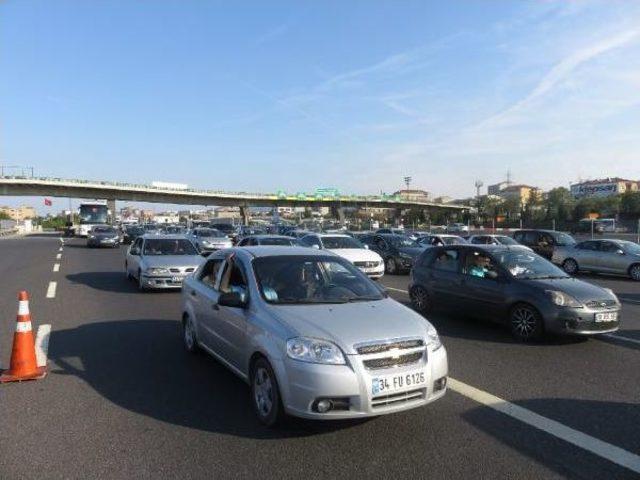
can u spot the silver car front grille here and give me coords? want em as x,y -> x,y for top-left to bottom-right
353,261 -> 380,268
356,339 -> 424,355
371,388 -> 425,408
169,267 -> 195,273
356,338 -> 426,370
363,351 -> 423,370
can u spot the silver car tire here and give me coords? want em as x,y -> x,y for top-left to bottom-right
629,264 -> 640,281
510,304 -> 543,342
138,270 -> 147,292
385,257 -> 398,275
125,262 -> 133,281
251,358 -> 283,427
182,316 -> 199,353
562,258 -> 579,275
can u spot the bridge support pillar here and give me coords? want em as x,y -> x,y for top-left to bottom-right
107,199 -> 116,225
330,206 -> 346,226
239,206 -> 250,226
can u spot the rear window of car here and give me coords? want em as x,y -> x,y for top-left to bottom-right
429,249 -> 460,272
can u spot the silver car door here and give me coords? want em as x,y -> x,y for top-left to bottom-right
597,241 -> 625,273
214,257 -> 250,371
191,257 -> 225,351
577,241 -> 599,270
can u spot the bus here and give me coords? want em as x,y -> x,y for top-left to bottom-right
76,201 -> 110,237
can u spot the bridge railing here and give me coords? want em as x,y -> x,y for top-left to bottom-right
0,174 -> 463,207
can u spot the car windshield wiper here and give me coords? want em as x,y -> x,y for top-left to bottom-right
524,275 -> 569,280
346,296 -> 384,302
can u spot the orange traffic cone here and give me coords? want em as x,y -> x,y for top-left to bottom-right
0,291 -> 47,383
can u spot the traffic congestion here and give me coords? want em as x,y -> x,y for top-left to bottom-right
76,219 -> 633,422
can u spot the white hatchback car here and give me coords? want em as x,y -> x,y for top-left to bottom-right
298,233 -> 385,279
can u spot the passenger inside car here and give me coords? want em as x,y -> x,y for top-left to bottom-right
465,252 -> 496,279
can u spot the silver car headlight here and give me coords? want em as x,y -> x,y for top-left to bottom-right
145,267 -> 170,275
602,288 -> 620,304
89,235 -> 96,239
286,337 -> 346,365
546,290 -> 582,308
426,324 -> 442,351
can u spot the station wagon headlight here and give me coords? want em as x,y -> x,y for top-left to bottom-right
286,337 -> 346,365
426,324 -> 442,351
546,290 -> 582,308
146,267 -> 170,275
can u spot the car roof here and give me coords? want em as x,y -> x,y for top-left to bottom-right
236,246 -> 337,258
141,234 -> 191,240
313,233 -> 351,238
246,234 -> 293,239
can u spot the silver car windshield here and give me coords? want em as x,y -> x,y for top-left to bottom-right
496,236 -> 519,245
143,239 -> 197,256
620,241 -> 640,255
197,229 -> 225,238
494,251 -> 568,280
253,256 -> 385,304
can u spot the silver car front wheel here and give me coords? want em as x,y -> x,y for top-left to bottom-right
182,316 -> 198,353
562,258 -> 578,275
251,358 -> 282,427
630,264 -> 640,281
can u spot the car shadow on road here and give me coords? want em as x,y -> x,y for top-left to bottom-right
48,319 -> 370,439
393,298 -> 588,346
66,272 -> 149,294
462,398 -> 640,479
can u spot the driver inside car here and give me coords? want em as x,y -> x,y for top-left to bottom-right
468,254 -> 490,278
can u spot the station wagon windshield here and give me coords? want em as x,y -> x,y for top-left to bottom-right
620,241 -> 640,255
143,239 -> 197,256
552,233 -> 576,246
494,251 -> 568,280
253,256 -> 385,304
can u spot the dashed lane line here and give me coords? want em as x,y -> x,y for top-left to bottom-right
447,378 -> 640,474
46,281 -> 57,299
385,286 -> 410,294
59,247 -> 63,252
35,324 -> 51,367
53,263 -> 60,272
56,253 -> 62,260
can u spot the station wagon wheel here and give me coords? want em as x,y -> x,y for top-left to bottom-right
410,286 -> 431,314
182,316 -> 199,353
630,264 -> 640,281
385,257 -> 398,275
562,258 -> 579,275
137,269 -> 147,291
251,358 -> 283,427
510,304 -> 543,342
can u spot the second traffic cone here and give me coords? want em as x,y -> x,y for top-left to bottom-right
0,291 -> 46,383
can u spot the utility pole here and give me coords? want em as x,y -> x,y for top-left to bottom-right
403,176 -> 412,190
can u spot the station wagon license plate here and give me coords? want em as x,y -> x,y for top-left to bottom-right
171,276 -> 183,283
371,371 -> 426,396
595,312 -> 617,323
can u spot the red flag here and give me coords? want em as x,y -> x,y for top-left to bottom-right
44,198 -> 52,206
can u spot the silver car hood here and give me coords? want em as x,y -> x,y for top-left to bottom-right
269,298 -> 430,355
142,255 -> 203,268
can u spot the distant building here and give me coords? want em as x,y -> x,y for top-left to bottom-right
392,189 -> 430,203
432,196 -> 454,204
497,185 -> 541,206
487,181 -> 510,196
0,205 -> 36,221
214,206 -> 241,220
570,178 -> 638,198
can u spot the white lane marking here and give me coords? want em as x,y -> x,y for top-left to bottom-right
603,333 -> 640,346
56,253 -> 62,259
59,247 -> 63,252
35,324 -> 51,367
46,281 -> 57,299
386,286 -> 409,294
448,377 -> 640,474
53,263 -> 60,272
59,237 -> 64,244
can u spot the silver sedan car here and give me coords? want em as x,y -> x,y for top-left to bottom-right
552,239 -> 640,281
125,234 -> 204,290
181,247 -> 447,426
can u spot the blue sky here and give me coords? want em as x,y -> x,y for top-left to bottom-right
2,1 -> 640,213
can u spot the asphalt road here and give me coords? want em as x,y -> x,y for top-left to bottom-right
1,234 -> 639,479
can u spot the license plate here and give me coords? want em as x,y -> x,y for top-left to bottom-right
371,371 -> 426,396
595,312 -> 617,322
171,276 -> 183,283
